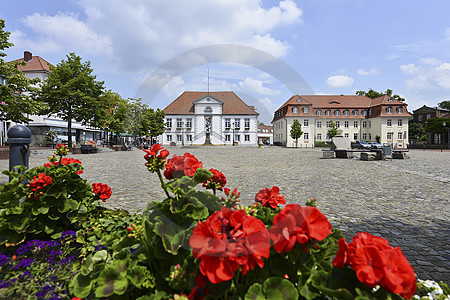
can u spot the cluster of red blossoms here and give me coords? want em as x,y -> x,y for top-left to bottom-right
143,144 -> 170,172
189,207 -> 271,284
55,143 -> 69,156
26,173 -> 53,199
202,168 -> 226,191
269,204 -> 332,253
333,232 -> 416,299
44,157 -> 83,175
164,153 -> 203,180
92,183 -> 112,201
255,186 -> 286,209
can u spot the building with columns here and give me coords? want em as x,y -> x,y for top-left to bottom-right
272,94 -> 412,148
162,91 -> 259,146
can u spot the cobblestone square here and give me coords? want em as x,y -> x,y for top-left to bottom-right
1,146 -> 449,283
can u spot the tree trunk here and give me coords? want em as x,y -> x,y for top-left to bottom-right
67,108 -> 73,149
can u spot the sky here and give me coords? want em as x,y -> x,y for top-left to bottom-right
1,0 -> 450,124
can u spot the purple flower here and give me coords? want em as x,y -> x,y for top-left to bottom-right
13,257 -> 33,270
0,280 -> 10,289
0,254 -> 8,266
61,231 -> 76,239
36,285 -> 54,298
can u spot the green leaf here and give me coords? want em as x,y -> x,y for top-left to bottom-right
153,215 -> 194,255
193,168 -> 213,184
9,216 -> 29,233
311,270 -> 354,300
93,250 -> 109,263
31,206 -> 49,216
95,260 -> 130,297
69,273 -> 94,299
263,277 -> 298,300
0,227 -> 26,247
245,283 -> 266,300
59,197 -> 79,213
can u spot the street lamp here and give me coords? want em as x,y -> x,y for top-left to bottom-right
232,122 -> 235,146
181,122 -> 184,147
443,121 -> 449,150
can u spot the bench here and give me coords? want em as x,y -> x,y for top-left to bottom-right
81,145 -> 98,154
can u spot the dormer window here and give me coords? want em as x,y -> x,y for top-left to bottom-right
362,110 -> 367,116
386,106 -> 393,114
296,97 -> 302,102
396,107 -> 403,114
303,106 -> 309,114
334,110 -> 340,116
292,107 -> 299,114
388,97 -> 394,102
316,109 -> 322,116
353,110 -> 359,116
343,109 -> 349,116
325,110 -> 331,116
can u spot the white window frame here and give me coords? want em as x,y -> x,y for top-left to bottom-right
353,121 -> 358,128
166,118 -> 172,128
292,107 -> 299,114
398,119 -> 402,127
176,118 -> 183,128
186,118 -> 192,128
362,121 -> 367,128
304,132 -> 309,140
304,119 -> 309,127
317,133 -> 322,140
244,134 -> 250,142
344,121 -> 349,128
335,121 -> 340,128
167,135 -> 172,142
344,110 -> 349,116
317,121 -> 322,128
334,110 -> 340,116
225,134 -> 231,142
387,119 -> 392,127
325,110 -> 331,116
303,106 -> 309,114
398,132 -> 403,140
244,118 -> 250,129
234,118 -> 240,129
316,109 -> 322,116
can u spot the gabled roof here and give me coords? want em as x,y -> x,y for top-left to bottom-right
13,56 -> 52,73
163,91 -> 258,115
272,94 -> 412,122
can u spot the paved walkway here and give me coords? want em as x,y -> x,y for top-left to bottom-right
1,146 -> 449,283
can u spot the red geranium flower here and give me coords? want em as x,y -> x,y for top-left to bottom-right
92,183 -> 112,201
255,186 -> 286,208
44,157 -> 83,174
269,204 -> 332,253
26,173 -> 53,199
332,232 -> 416,299
189,207 -> 270,284
164,153 -> 203,180
202,168 -> 227,191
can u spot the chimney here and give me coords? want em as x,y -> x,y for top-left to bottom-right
24,51 -> 32,62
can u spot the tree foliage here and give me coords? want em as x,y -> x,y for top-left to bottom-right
101,90 -> 132,136
290,119 -> 303,147
0,19 -> 44,123
438,100 -> 450,111
408,123 -> 426,139
129,99 -> 165,138
356,89 -> 405,102
425,117 -> 450,135
327,120 -> 338,139
38,53 -> 105,148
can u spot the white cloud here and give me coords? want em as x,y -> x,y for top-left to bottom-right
239,77 -> 281,95
326,75 -> 354,88
436,63 -> 450,71
357,68 -> 379,76
76,0 -> 303,71
419,57 -> 441,66
400,64 -> 419,75
14,12 -> 112,56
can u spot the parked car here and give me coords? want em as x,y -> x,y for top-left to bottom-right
369,142 -> 382,149
351,140 -> 371,149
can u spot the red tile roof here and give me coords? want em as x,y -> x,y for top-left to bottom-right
164,91 -> 258,115
12,56 -> 52,73
272,94 -> 412,122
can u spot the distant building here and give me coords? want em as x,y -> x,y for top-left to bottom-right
272,95 -> 412,148
162,91 -> 259,146
257,124 -> 273,145
412,105 -> 450,145
10,51 -> 102,146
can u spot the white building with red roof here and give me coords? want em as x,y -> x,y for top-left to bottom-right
10,51 -> 101,146
272,95 -> 412,148
162,91 -> 259,146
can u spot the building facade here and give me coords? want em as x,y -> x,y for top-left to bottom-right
272,95 -> 412,148
10,51 -> 102,146
162,91 -> 259,146
412,105 -> 450,145
257,124 -> 273,145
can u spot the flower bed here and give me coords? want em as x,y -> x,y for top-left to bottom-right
0,144 -> 448,299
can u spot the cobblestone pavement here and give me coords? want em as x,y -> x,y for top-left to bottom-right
1,146 -> 449,283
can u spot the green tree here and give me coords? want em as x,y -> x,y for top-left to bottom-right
39,53 -> 105,148
327,120 -> 338,140
409,123 -> 425,139
356,89 -> 405,102
102,91 -> 132,139
438,100 -> 450,110
129,99 -> 165,139
425,118 -> 450,135
0,19 -> 44,123
290,119 -> 303,147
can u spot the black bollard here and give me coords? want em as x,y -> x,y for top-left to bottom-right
8,125 -> 31,181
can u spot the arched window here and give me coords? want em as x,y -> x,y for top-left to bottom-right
353,110 -> 359,116
396,107 -> 403,114
303,106 -> 309,114
325,110 -> 331,116
316,109 -> 322,116
292,107 -> 299,114
386,106 -> 393,114
334,110 -> 340,116
343,109 -> 349,116
362,110 -> 367,116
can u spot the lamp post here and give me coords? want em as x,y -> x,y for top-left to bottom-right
443,121 -> 449,150
181,121 -> 184,147
232,122 -> 236,146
